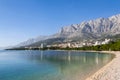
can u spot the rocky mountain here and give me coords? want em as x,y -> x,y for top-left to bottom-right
57,14 -> 120,39
17,14 -> 120,47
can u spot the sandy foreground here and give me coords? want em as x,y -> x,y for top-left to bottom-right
86,51 -> 120,80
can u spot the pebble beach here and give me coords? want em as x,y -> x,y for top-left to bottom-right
86,51 -> 120,80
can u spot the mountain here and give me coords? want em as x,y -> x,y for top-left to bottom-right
57,14 -> 120,39
16,36 -> 50,47
16,14 -> 120,47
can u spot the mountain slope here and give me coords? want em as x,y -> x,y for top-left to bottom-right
16,36 -> 50,47
57,14 -> 120,39
16,14 -> 120,47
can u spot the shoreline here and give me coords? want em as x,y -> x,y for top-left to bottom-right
86,51 -> 120,80
4,49 -> 120,80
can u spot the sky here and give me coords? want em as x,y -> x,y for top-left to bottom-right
0,0 -> 120,47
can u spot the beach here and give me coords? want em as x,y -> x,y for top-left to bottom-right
86,51 -> 120,80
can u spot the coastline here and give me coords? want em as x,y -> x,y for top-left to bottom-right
86,51 -> 120,80
4,49 -> 119,79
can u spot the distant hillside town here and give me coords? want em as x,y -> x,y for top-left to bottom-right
24,38 -> 111,49
48,39 -> 111,48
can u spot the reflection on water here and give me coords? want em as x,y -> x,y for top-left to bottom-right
0,50 -> 114,80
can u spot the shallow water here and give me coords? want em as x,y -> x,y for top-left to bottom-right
0,50 -> 114,80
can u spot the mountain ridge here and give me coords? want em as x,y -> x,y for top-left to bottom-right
16,14 -> 120,47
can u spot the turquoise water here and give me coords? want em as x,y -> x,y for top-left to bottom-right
0,50 -> 113,80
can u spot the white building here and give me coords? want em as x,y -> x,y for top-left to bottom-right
40,43 -> 44,48
94,41 -> 101,46
101,39 -> 110,44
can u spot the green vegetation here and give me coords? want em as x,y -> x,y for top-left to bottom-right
6,40 -> 120,51
46,40 -> 120,51
45,40 -> 120,51
76,40 -> 120,51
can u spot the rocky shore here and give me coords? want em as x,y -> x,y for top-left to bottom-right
86,51 -> 120,80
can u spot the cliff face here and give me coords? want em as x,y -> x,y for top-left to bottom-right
57,14 -> 120,40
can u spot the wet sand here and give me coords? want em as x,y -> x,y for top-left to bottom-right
86,51 -> 120,80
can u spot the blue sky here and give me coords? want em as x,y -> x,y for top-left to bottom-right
0,0 -> 120,47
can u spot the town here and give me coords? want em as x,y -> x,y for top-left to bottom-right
24,39 -> 111,49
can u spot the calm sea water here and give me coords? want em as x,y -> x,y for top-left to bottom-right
0,50 -> 114,80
